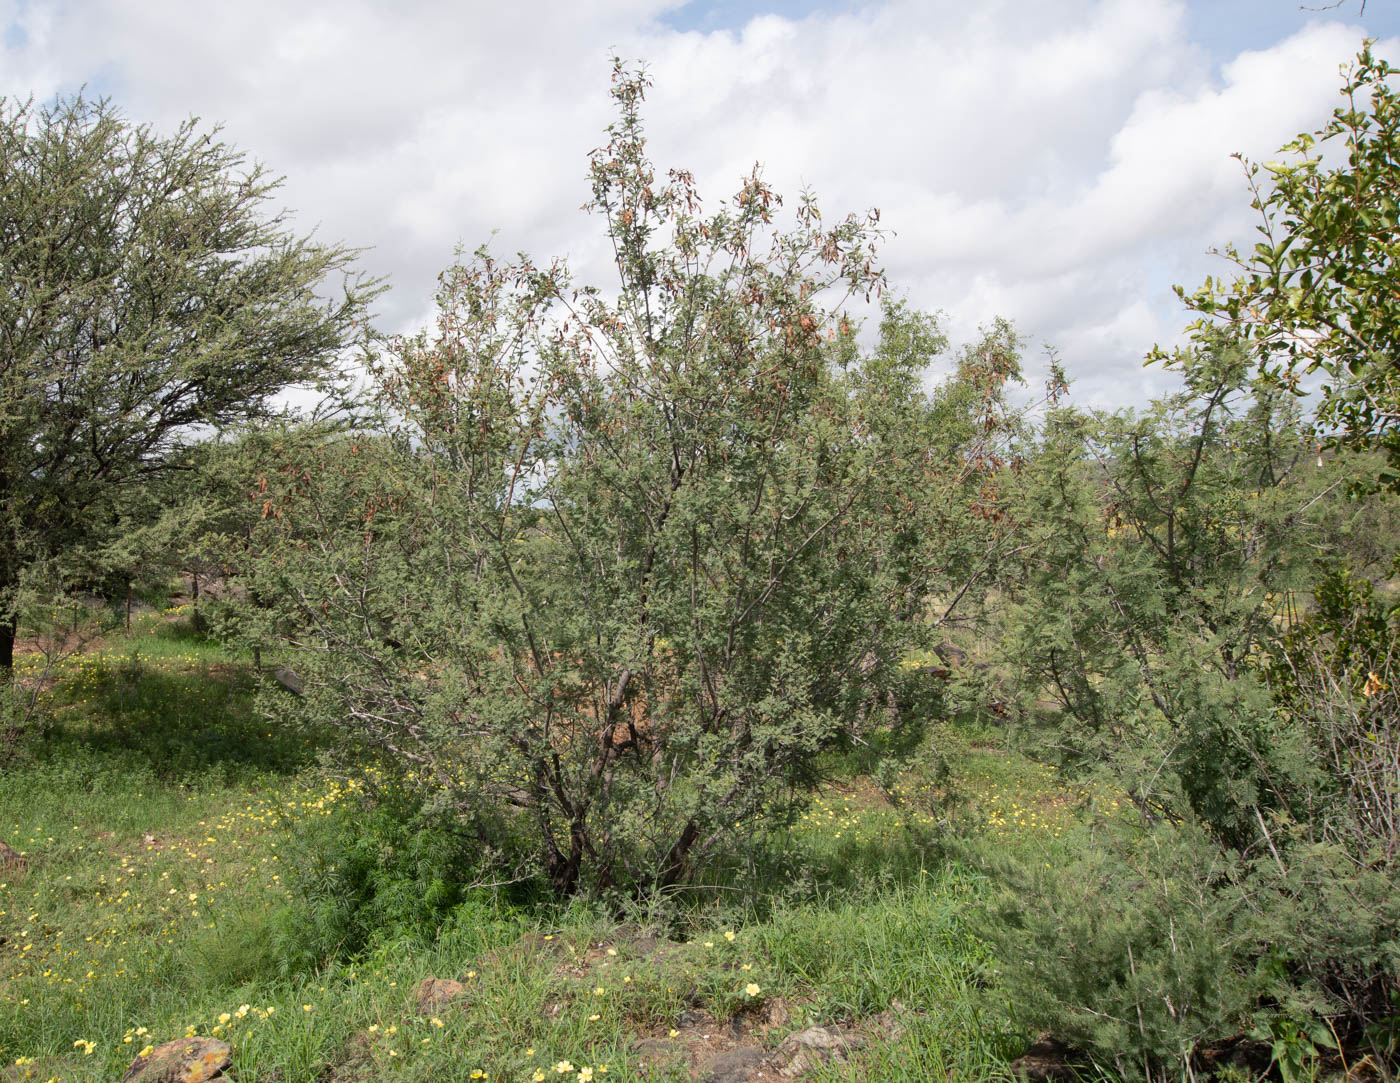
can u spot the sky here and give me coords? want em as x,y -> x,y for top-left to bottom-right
2,0 -> 1396,408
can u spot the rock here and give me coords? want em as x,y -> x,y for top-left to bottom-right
781,1051 -> 821,1078
700,1047 -> 771,1083
121,1038 -> 231,1083
871,1005 -> 906,1043
413,977 -> 467,1014
777,1026 -> 864,1078
270,667 -> 304,695
1009,1037 -> 1076,1082
781,1026 -> 862,1053
933,641 -> 968,667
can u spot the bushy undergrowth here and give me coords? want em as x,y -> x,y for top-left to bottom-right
267,787 -> 493,975
974,821 -> 1265,1080
973,348 -> 1400,1079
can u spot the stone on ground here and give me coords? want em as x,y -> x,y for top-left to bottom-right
121,1037 -> 231,1083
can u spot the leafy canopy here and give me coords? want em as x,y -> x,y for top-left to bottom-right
1170,45 -> 1400,488
0,93 -> 379,668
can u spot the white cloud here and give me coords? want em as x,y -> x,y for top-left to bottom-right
1,0 -> 1388,408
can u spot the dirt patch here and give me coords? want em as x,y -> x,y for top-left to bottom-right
0,840 -> 29,878
627,998 -> 895,1083
631,1008 -> 783,1083
321,1031 -> 375,1083
544,929 -> 684,981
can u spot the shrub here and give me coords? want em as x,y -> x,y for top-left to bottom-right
237,65 -> 1020,899
267,784 -> 487,974
976,821 -> 1259,1082
981,344 -> 1399,1073
1265,564 -> 1400,1029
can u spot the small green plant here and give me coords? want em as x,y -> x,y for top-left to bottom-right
1364,991 -> 1400,1080
269,783 -> 488,972
1249,1015 -> 1337,1083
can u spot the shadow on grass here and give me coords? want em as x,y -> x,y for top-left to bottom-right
669,820 -> 953,929
39,655 -> 320,784
122,613 -> 252,661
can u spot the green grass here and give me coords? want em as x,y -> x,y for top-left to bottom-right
0,621 -> 1088,1082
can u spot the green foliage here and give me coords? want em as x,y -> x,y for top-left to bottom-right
977,821 -> 1257,1082
268,786 -> 490,974
1068,47 -> 1400,1063
1249,1014 -> 1338,1083
1262,564 -> 1400,1030
0,91 -> 380,671
982,814 -> 1392,1081
977,336 -> 1399,1074
1170,45 -> 1400,490
1000,346 -> 1328,844
237,65 -> 1017,899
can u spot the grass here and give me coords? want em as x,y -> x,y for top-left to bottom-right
0,619 -> 1108,1083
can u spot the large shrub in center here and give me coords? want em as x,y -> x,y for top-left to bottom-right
239,66 -> 1015,898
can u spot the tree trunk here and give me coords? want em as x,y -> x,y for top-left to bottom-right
0,559 -> 14,675
0,615 -> 14,676
548,830 -> 585,897
657,818 -> 700,889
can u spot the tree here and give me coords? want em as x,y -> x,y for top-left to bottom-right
0,93 -> 379,672
1171,44 -> 1400,489
238,63 -> 1012,899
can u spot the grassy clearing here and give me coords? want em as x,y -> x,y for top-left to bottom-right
0,624 -> 1108,1082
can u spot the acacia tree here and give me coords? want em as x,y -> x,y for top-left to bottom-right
0,93 -> 379,672
241,64 -> 1016,898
